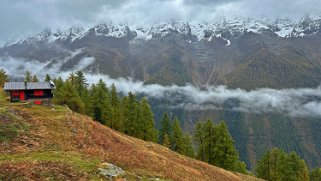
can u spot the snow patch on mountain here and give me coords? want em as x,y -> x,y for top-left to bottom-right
90,23 -> 135,38
148,21 -> 191,38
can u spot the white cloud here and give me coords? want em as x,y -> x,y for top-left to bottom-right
84,74 -> 321,118
1,56 -> 321,118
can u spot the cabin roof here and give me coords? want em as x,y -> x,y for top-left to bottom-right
4,82 -> 55,91
4,82 -> 25,90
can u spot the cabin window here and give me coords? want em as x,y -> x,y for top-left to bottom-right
34,90 -> 44,96
11,91 -> 19,96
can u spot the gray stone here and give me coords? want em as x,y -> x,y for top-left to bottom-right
97,163 -> 125,180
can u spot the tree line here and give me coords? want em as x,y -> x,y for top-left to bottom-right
256,147 -> 321,181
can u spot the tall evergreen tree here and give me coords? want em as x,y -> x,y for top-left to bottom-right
256,148 -> 309,181
53,77 -> 64,89
280,152 -> 309,181
75,71 -> 88,96
68,72 -> 76,86
0,68 -> 8,87
53,80 -> 84,113
256,148 -> 285,181
159,113 -> 171,144
91,81 -> 111,125
32,75 -> 39,82
97,78 -> 109,94
25,71 -> 32,82
45,74 -> 51,82
212,121 -> 243,172
202,120 -> 215,164
171,118 -> 185,154
108,84 -> 124,132
123,92 -> 140,136
194,122 -> 205,161
183,134 -> 195,158
310,168 -> 321,181
140,97 -> 157,142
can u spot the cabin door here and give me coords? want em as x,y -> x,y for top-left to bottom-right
19,91 -> 25,101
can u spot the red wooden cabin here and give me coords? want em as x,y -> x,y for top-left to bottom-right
4,82 -> 55,103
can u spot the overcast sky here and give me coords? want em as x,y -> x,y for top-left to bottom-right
1,0 -> 321,43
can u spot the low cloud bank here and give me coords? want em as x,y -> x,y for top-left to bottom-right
1,57 -> 321,118
85,74 -> 321,118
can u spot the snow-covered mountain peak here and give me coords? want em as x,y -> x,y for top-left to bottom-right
3,16 -> 321,47
90,23 -> 136,39
148,21 -> 192,38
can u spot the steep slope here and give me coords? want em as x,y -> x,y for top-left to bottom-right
0,90 -> 260,181
225,48 -> 321,89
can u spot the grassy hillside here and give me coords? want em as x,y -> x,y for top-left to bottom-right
0,89 -> 261,181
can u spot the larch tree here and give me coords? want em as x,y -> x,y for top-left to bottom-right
68,72 -> 76,86
162,133 -> 171,148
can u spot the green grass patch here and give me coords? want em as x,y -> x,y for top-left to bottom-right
0,151 -> 101,173
0,110 -> 30,142
0,124 -> 27,142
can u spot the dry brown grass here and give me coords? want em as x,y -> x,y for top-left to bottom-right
0,92 -> 263,181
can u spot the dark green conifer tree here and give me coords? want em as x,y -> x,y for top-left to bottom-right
159,112 -> 171,144
25,71 -> 32,82
194,122 -> 205,161
212,121 -> 242,171
0,68 -> 8,87
32,75 -> 39,82
256,148 -> 309,181
108,84 -> 124,132
75,71 -> 88,96
171,117 -> 185,154
183,134 -> 195,158
45,74 -> 51,82
53,80 -> 84,113
202,120 -> 215,164
140,97 -> 157,142
91,81 -> 111,125
310,168 -> 321,181
123,92 -> 139,136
